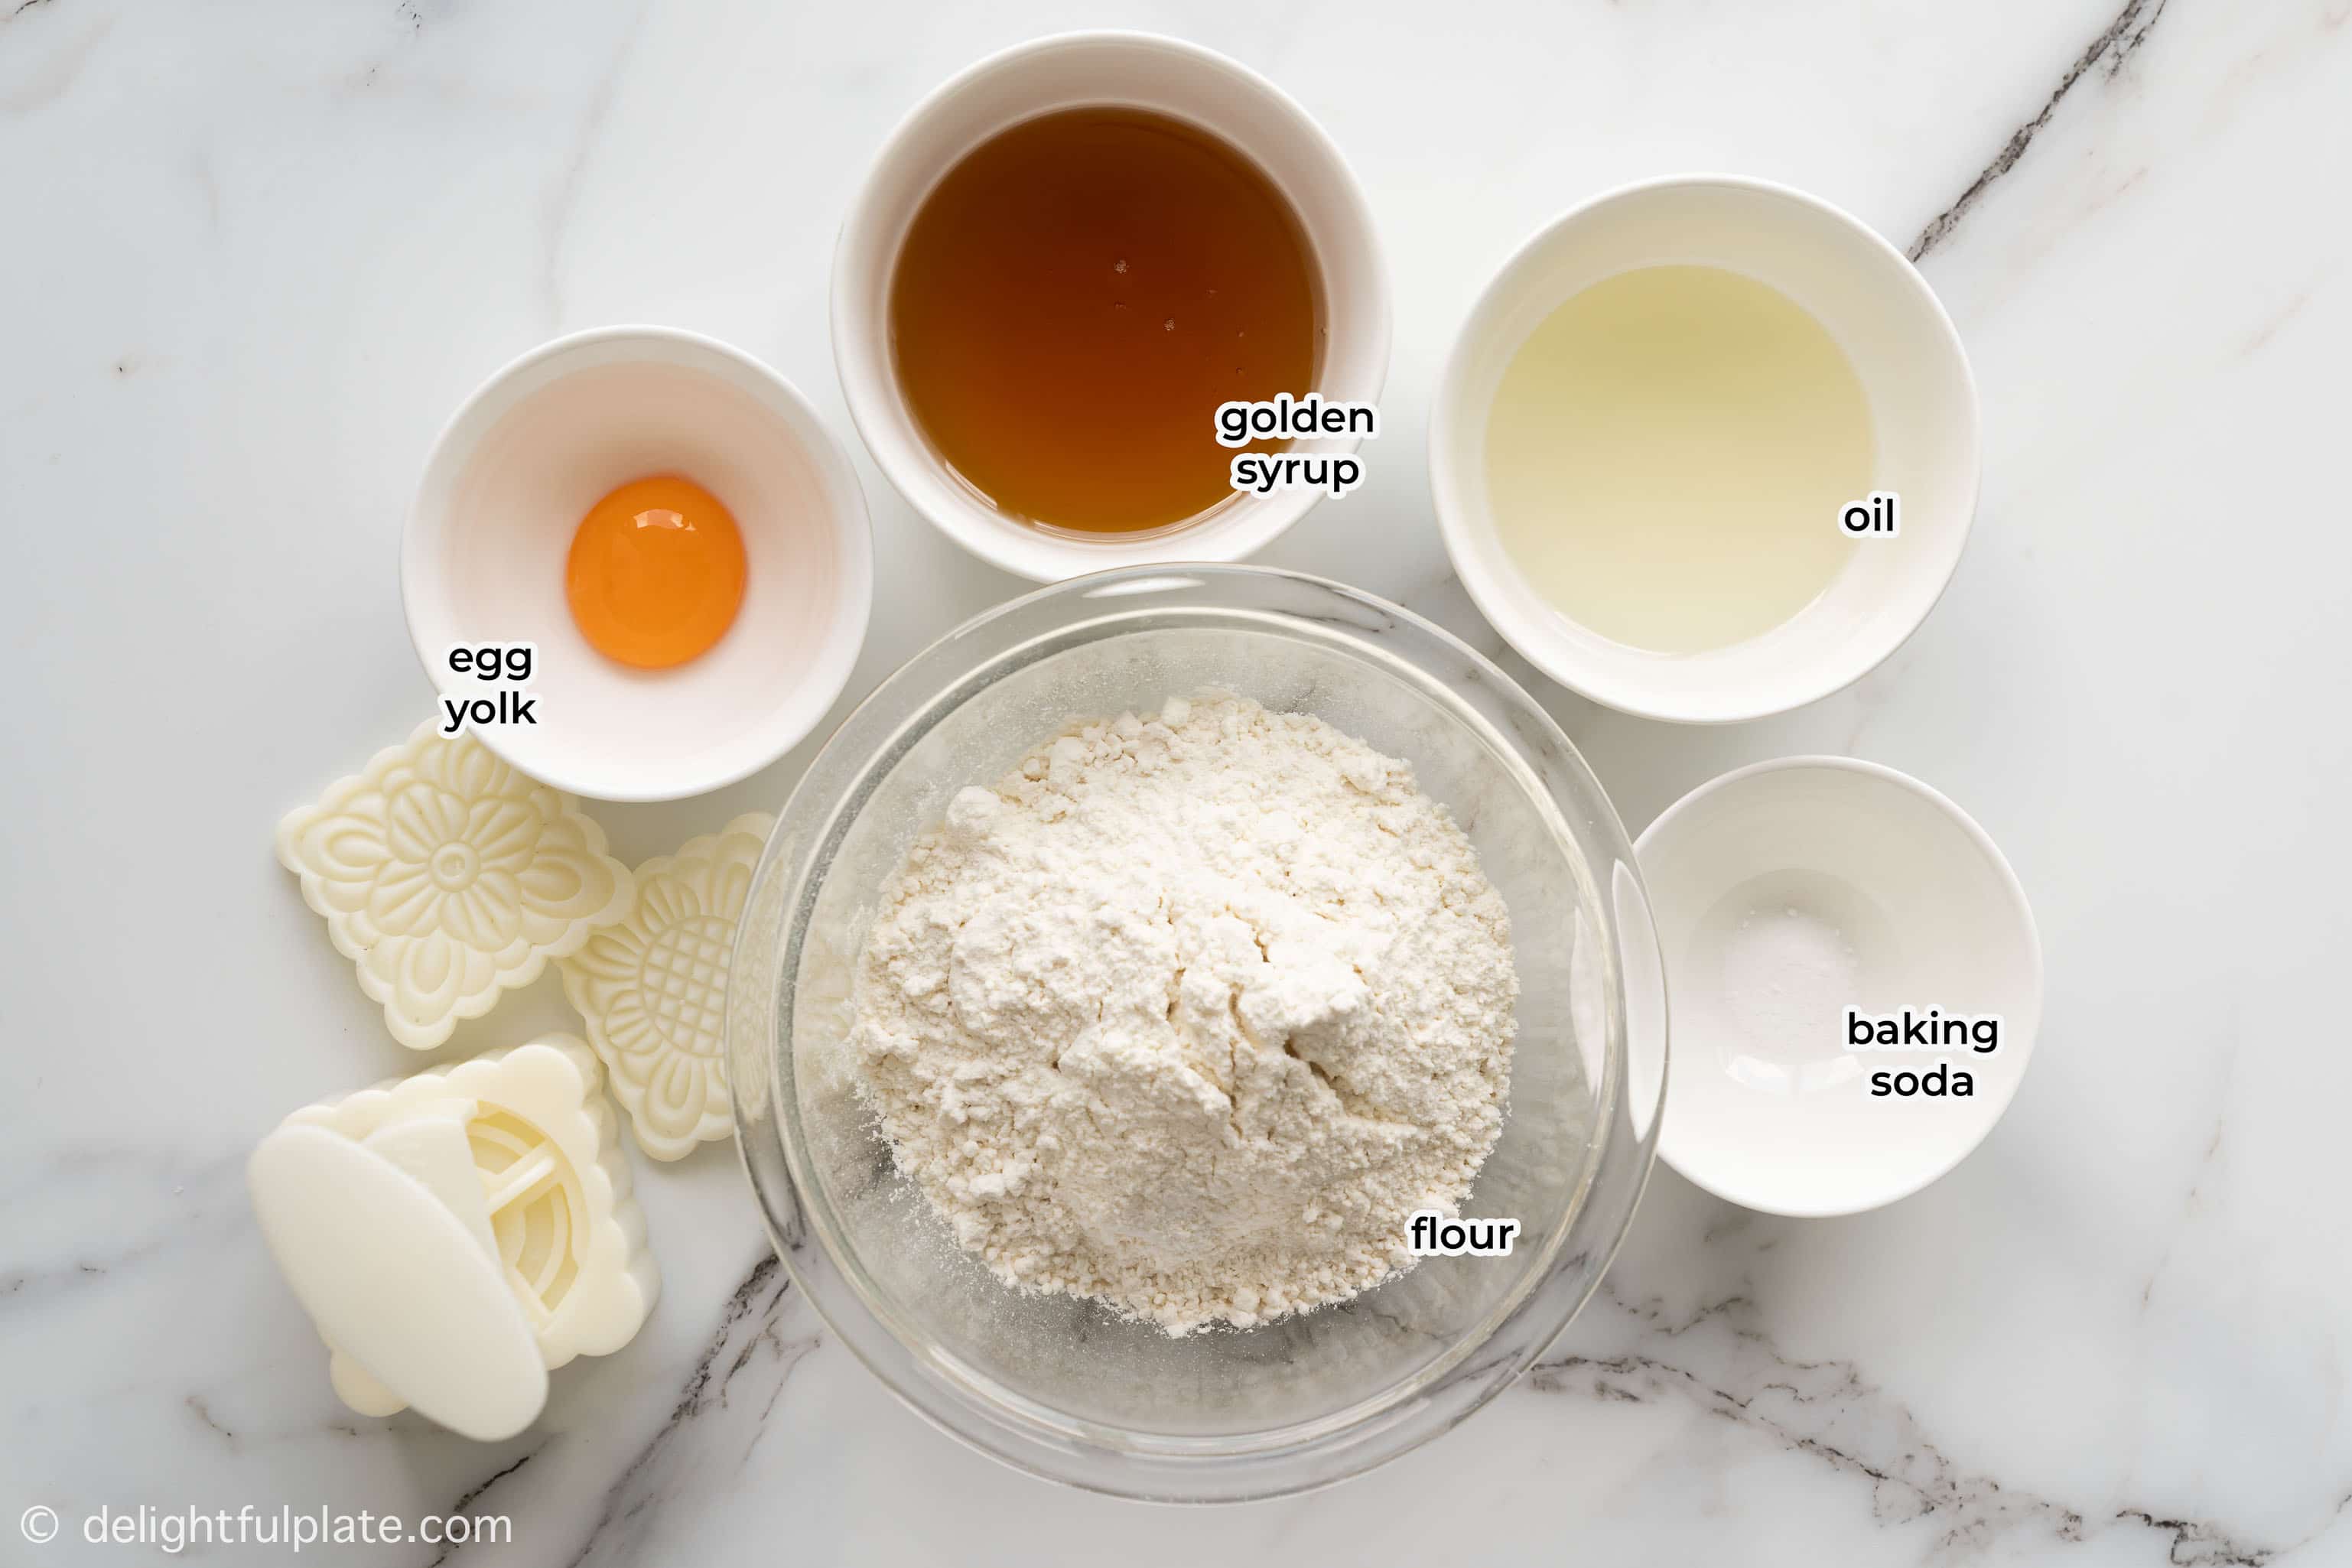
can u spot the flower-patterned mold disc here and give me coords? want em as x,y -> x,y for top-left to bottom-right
281,1034 -> 661,1418
558,812 -> 774,1160
277,724 -> 634,1049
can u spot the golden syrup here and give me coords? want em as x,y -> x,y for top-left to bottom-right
890,107 -> 1320,535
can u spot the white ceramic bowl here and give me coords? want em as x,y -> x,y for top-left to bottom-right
1635,757 -> 2040,1216
1430,177 -> 1980,723
403,327 -> 873,802
831,31 -> 1390,583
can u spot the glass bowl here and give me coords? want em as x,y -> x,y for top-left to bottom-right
727,565 -> 1667,1501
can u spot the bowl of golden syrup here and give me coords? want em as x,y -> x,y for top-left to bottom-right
833,33 -> 1390,582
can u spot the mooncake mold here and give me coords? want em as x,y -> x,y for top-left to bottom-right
277,724 -> 634,1049
275,1034 -> 661,1423
558,812 -> 774,1160
249,1121 -> 548,1441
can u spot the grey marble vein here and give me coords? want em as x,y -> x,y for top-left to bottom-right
425,1446 -> 545,1568
561,1256 -> 808,1568
536,8 -> 644,331
1536,1283 -> 2347,1565
1909,0 -> 2171,261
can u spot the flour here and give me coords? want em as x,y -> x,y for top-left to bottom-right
848,692 -> 1518,1335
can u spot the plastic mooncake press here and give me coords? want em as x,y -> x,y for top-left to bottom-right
276,724 -> 635,1049
255,1035 -> 662,1435
558,813 -> 775,1160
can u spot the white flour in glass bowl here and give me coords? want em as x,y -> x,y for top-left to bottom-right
848,691 -> 1518,1335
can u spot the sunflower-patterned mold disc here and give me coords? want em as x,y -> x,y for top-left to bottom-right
559,812 -> 773,1160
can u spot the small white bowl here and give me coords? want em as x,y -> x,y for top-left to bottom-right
403,327 -> 873,802
831,31 -> 1390,583
1431,177 -> 1980,723
1635,758 -> 2041,1216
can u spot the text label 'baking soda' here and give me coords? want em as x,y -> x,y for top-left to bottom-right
439,643 -> 539,734
1847,1007 -> 2002,1099
1408,1211 -> 1520,1257
1217,393 -> 1378,498
1840,491 -> 1901,535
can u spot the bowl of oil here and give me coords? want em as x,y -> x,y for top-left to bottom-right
1430,176 -> 1980,723
832,32 -> 1390,582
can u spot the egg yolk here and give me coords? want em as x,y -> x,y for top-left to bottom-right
565,476 -> 747,669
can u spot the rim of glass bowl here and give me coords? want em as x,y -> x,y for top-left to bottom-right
727,564 -> 1666,1503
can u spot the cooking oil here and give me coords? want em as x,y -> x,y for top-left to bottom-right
1484,265 -> 1874,653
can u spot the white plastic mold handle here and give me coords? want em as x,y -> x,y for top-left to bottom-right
249,1125 -> 548,1443
266,1036 -> 662,1432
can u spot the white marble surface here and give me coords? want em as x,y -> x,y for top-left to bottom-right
5,0 -> 2349,1560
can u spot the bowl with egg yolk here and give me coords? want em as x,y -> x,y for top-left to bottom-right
403,327 -> 873,802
